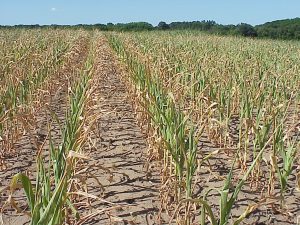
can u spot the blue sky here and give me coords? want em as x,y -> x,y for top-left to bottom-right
0,0 -> 299,26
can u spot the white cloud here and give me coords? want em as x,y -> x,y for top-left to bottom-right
51,7 -> 56,12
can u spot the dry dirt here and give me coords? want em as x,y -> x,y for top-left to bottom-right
0,34 -> 300,225
75,36 -> 164,224
0,36 -> 164,225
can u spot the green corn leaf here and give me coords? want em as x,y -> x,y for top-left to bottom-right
11,173 -> 35,214
37,175 -> 67,225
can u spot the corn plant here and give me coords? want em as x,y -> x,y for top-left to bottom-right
272,138 -> 299,204
4,39 -> 95,225
107,34 -> 203,210
0,30 -> 82,158
107,30 -> 300,224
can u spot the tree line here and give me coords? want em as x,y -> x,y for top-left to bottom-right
1,18 -> 300,40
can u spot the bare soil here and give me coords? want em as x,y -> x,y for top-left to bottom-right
0,37 -> 90,224
0,34 -> 299,225
0,36 -> 163,225
76,36 -> 163,225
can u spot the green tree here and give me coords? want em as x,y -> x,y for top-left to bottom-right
236,23 -> 257,37
157,21 -> 170,30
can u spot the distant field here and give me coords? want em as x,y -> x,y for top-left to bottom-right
0,29 -> 300,224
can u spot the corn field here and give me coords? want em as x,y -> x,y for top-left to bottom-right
0,29 -> 300,224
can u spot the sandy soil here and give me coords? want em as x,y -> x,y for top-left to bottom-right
0,36 -> 90,224
0,34 -> 299,225
73,36 -> 164,225
107,37 -> 300,224
0,36 -> 164,225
